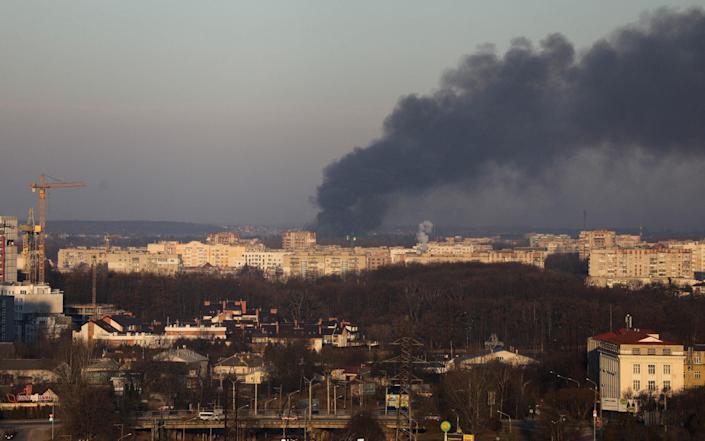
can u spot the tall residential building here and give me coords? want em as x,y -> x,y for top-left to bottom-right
578,230 -> 617,260
282,230 -> 316,250
587,328 -> 684,412
57,247 -> 181,275
587,247 -> 693,288
0,216 -> 18,283
206,231 -> 240,246
665,241 -> 705,277
244,250 -> 287,276
527,233 -> 578,254
0,283 -> 67,341
0,296 -> 15,342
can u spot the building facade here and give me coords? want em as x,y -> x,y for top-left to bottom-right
684,344 -> 705,388
0,216 -> 18,283
587,247 -> 694,288
282,230 -> 316,250
587,328 -> 685,412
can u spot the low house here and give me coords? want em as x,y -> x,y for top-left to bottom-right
252,321 -> 324,352
154,348 -> 208,389
451,346 -> 538,369
0,359 -> 63,385
83,357 -> 122,385
212,353 -> 268,383
321,318 -> 363,348
73,316 -> 170,348
6,384 -> 59,404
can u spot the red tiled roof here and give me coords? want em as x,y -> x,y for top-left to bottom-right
591,328 -> 678,345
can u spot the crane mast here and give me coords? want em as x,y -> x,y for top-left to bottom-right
30,174 -> 86,284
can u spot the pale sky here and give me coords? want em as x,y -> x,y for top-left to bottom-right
1,1 -> 702,227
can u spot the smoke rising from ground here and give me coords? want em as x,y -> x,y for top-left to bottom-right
416,220 -> 433,252
315,8 -> 705,235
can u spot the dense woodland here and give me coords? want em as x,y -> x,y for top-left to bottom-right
34,260 -> 705,439
51,260 -> 705,353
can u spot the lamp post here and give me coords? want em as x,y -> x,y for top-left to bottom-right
549,371 -> 581,388
50,400 -> 55,440
497,410 -> 512,433
114,423 -> 124,441
585,378 -> 599,441
282,390 -> 301,441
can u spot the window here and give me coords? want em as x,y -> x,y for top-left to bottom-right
648,364 -> 656,375
648,381 -> 656,391
632,348 -> 641,355
696,354 -> 702,364
633,364 -> 641,374
696,371 -> 702,380
663,348 -> 672,355
633,380 -> 641,391
664,365 -> 671,375
663,381 -> 671,391
648,348 -> 656,355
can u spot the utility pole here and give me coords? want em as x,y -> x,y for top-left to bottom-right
91,255 -> 97,320
326,373 -> 330,415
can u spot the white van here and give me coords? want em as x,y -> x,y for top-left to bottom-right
198,411 -> 215,420
198,410 -> 223,421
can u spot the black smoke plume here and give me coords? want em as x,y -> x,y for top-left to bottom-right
315,8 -> 705,235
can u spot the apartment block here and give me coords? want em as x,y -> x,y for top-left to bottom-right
282,230 -> 316,250
0,295 -> 15,342
58,247 -> 181,275
579,230 -> 617,260
587,247 -> 693,288
244,250 -> 287,275
206,231 -> 240,245
527,233 -> 578,254
587,328 -> 684,412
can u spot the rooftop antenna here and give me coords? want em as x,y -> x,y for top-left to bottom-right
625,313 -> 633,329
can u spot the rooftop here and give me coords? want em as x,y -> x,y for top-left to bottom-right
591,328 -> 678,346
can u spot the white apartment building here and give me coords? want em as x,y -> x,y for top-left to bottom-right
0,284 -> 64,319
418,237 -> 493,256
58,247 -> 181,275
244,250 -> 287,275
587,247 -> 694,288
587,328 -> 684,412
527,233 -> 578,254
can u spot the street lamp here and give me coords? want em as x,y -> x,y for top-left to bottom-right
497,410 -> 512,433
549,371 -> 581,388
585,377 -> 599,441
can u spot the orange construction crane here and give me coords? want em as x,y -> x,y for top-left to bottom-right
30,174 -> 86,284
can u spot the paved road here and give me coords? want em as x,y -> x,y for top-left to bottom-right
0,420 -> 55,441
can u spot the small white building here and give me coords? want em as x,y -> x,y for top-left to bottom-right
451,347 -> 538,369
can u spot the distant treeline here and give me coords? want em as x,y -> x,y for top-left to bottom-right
47,220 -> 225,236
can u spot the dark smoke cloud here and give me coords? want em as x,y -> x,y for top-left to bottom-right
315,8 -> 705,235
